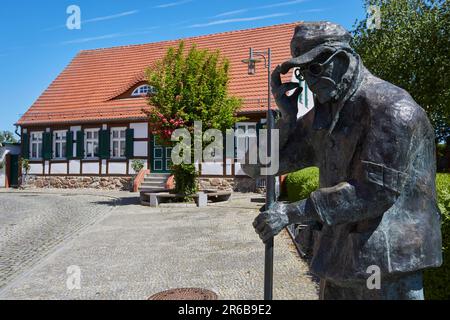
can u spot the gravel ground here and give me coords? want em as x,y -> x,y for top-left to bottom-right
0,192 -> 116,289
0,191 -> 318,300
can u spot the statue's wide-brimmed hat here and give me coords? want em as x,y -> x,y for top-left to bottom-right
281,21 -> 353,73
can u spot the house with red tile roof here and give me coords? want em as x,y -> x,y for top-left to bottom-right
16,22 -> 314,191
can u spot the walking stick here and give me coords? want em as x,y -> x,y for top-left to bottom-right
264,49 -> 276,300
242,47 -> 275,300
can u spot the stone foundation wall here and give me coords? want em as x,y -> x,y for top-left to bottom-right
20,175 -> 261,193
199,177 -> 264,193
199,177 -> 234,191
234,177 -> 265,194
21,175 -> 132,191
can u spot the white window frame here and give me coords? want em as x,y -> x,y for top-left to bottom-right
84,128 -> 100,159
235,122 -> 257,160
30,132 -> 43,160
110,127 -> 127,159
131,85 -> 155,97
53,130 -> 67,159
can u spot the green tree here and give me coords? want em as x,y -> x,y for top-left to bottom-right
0,131 -> 17,147
352,0 -> 450,142
145,41 -> 242,196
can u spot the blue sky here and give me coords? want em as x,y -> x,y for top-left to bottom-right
0,0 -> 366,135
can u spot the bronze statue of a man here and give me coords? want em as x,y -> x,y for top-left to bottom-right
244,22 -> 442,300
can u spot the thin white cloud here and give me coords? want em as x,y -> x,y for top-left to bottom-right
213,9 -> 249,18
188,13 -> 291,28
299,8 -> 328,13
43,10 -> 139,31
61,33 -> 123,45
259,0 -> 309,9
60,27 -> 159,45
84,10 -> 139,24
209,0 -> 310,21
154,0 -> 192,8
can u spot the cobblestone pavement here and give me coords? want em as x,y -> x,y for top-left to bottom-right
0,191 -> 318,300
0,191 -> 116,289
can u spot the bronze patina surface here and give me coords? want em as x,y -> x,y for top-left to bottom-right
244,21 -> 442,300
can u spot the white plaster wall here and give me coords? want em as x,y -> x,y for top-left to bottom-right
29,163 -> 43,175
194,161 -> 200,172
226,159 -> 232,175
0,148 -> 6,187
50,163 -> 67,175
134,141 -> 148,157
234,162 -> 247,176
128,160 -> 147,175
130,123 -> 148,139
109,162 -> 127,174
82,162 -> 99,174
0,167 -> 5,187
69,160 -> 81,174
101,160 -> 107,175
44,161 -> 50,175
201,162 -> 223,175
70,126 -> 81,132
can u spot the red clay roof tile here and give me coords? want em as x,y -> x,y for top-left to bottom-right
17,22 -> 300,126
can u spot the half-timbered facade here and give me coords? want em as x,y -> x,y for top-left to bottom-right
16,22 -> 314,190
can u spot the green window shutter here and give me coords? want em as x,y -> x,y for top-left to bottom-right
43,132 -> 53,160
99,129 -> 110,159
125,128 -> 134,159
76,131 -> 84,159
66,131 -> 73,159
222,130 -> 227,160
21,132 -> 29,159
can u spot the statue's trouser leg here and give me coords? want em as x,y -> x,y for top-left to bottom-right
320,271 -> 424,300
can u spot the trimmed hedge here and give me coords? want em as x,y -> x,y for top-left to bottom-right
285,168 -> 450,299
285,167 -> 319,202
424,173 -> 450,300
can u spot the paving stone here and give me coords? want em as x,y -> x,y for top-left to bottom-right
0,191 -> 114,289
0,190 -> 319,300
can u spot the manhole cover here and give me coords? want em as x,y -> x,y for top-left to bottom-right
148,288 -> 218,300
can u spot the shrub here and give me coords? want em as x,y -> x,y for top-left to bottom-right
20,158 -> 30,175
131,159 -> 144,174
145,41 -> 242,197
424,173 -> 450,300
285,167 -> 319,202
172,163 -> 199,199
286,168 -> 450,299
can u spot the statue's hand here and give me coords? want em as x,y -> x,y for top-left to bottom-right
271,65 -> 303,120
253,202 -> 290,243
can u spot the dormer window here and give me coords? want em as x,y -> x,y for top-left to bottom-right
131,85 -> 155,97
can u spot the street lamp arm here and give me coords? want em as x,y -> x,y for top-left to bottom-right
252,51 -> 269,69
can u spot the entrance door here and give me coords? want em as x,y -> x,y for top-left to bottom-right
8,155 -> 19,188
151,136 -> 172,173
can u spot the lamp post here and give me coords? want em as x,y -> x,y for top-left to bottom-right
242,48 -> 276,300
